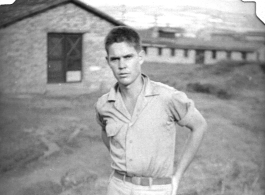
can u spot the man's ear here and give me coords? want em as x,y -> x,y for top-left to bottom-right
138,49 -> 145,65
105,56 -> 109,65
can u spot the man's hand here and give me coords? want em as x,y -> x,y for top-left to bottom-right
171,175 -> 180,195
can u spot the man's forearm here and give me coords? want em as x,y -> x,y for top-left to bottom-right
173,119 -> 207,184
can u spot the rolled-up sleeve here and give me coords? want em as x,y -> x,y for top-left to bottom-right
169,91 -> 196,127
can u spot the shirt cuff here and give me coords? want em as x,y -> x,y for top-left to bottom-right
177,101 -> 196,127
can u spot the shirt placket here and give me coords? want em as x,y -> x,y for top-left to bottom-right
125,121 -> 134,175
125,93 -> 147,175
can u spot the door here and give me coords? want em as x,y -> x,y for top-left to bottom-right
195,49 -> 205,64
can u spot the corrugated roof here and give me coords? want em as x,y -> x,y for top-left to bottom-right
138,28 -> 263,52
157,27 -> 185,33
0,0 -> 125,28
244,31 -> 265,37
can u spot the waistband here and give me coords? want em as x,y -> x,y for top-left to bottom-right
113,170 -> 172,186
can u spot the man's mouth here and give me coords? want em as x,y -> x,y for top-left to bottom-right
119,73 -> 129,77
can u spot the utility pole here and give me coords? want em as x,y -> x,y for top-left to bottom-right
154,13 -> 159,27
121,5 -> 126,23
153,12 -> 162,27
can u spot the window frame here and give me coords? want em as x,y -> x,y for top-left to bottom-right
158,47 -> 162,56
47,33 -> 83,84
212,50 -> 217,59
171,48 -> 175,57
226,51 -> 231,59
143,46 -> 148,55
184,49 -> 189,58
241,51 -> 247,60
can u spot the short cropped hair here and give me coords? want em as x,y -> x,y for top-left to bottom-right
104,26 -> 142,53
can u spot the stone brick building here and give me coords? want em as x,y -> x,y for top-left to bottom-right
0,0 -> 124,94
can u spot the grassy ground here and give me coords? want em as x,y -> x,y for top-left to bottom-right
0,61 -> 264,195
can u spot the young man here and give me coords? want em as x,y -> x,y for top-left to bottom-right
95,26 -> 207,195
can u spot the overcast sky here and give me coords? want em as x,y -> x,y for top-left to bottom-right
78,0 -> 265,30
1,0 -> 264,28
80,0 -> 256,15
0,0 -> 257,15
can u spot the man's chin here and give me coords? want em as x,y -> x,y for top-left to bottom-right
118,81 -> 130,87
117,78 -> 131,86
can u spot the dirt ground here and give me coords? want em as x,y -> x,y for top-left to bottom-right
0,61 -> 264,195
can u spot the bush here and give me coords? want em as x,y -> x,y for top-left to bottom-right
211,60 -> 247,75
216,89 -> 231,99
187,82 -> 214,93
186,82 -> 231,99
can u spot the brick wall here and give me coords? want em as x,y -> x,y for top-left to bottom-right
204,51 -> 227,64
247,52 -> 258,61
0,3 -> 116,94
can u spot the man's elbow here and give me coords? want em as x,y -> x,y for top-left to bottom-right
190,116 -> 207,135
200,117 -> 207,133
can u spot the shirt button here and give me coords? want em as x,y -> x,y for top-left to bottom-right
129,159 -> 133,162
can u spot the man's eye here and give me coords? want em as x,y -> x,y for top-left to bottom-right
110,58 -> 118,62
125,55 -> 133,59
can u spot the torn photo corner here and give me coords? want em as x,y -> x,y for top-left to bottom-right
242,0 -> 265,24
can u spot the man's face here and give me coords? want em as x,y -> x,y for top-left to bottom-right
106,42 -> 144,87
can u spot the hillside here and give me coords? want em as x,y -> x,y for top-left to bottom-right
143,61 -> 265,100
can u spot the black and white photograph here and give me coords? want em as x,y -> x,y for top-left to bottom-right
0,0 -> 264,194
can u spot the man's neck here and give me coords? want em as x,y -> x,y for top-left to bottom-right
119,75 -> 143,100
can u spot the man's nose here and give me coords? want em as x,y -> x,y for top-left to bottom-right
118,58 -> 126,69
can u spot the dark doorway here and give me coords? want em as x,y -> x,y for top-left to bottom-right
195,49 -> 205,64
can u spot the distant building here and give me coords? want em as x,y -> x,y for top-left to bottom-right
0,0 -> 125,94
196,28 -> 237,41
138,27 -> 265,65
243,31 -> 265,43
210,32 -> 244,42
138,27 -> 186,40
210,30 -> 265,43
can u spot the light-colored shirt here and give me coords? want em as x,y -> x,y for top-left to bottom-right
95,74 -> 202,178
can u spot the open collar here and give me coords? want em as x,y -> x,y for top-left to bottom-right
107,74 -> 160,102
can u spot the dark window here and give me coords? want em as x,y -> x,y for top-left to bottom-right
195,50 -> 205,64
227,51 -> 231,59
143,46 -> 148,55
158,47 -> 162,56
48,33 -> 82,83
241,52 -> 247,60
171,48 -> 175,57
184,49 -> 189,57
158,31 -> 175,39
212,50 -> 216,59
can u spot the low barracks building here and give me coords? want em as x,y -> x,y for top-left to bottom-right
0,0 -> 124,94
1,2 -> 264,94
138,27 -> 265,65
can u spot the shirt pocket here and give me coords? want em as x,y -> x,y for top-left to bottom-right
105,122 -> 123,137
